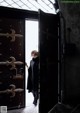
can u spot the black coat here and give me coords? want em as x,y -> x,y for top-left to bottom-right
27,57 -> 39,92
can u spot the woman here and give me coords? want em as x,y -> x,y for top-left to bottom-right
27,50 -> 39,106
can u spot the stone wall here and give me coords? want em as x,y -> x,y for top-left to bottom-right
59,2 -> 80,106
59,3 -> 80,48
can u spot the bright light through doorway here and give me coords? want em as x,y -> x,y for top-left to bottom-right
25,20 -> 38,67
25,20 -> 39,108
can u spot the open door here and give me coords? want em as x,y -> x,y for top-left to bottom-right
39,10 -> 60,113
0,17 -> 25,110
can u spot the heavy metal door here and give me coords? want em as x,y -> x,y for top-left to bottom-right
0,17 -> 25,109
39,10 -> 60,113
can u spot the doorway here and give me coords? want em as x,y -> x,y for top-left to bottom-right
25,20 -> 39,108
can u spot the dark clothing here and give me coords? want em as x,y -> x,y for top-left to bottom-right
32,90 -> 38,106
27,57 -> 39,105
27,57 -> 39,93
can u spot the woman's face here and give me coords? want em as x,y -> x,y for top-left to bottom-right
31,53 -> 34,58
31,53 -> 37,58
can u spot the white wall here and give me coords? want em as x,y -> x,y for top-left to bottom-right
25,20 -> 38,67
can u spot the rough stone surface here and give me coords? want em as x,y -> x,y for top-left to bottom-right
59,2 -> 80,105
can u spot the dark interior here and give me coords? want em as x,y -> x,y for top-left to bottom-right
0,1 -> 80,113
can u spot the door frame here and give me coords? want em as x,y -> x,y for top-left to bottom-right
0,6 -> 61,112
0,6 -> 38,19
